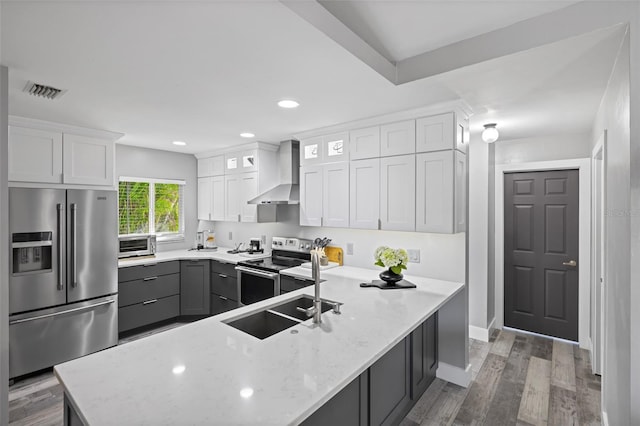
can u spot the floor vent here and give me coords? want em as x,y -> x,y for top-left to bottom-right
23,81 -> 66,100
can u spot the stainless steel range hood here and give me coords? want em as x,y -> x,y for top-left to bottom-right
249,140 -> 300,205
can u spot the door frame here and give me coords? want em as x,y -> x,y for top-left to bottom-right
591,133 -> 606,375
495,158 -> 591,348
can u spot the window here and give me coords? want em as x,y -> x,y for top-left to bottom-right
118,177 -> 185,241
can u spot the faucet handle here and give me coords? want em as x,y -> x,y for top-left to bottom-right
328,301 -> 343,315
296,306 -> 316,318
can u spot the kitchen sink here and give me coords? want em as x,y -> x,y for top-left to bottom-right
225,310 -> 299,340
223,295 -> 342,339
269,295 -> 334,321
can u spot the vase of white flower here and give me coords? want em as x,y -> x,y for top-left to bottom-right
374,246 -> 409,285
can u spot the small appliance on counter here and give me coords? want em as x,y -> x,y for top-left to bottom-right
248,238 -> 263,253
193,230 -> 217,251
119,234 -> 156,259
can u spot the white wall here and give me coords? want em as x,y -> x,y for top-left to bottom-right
494,133 -> 591,164
116,145 -> 197,252
0,65 -> 9,426
591,29 -> 632,425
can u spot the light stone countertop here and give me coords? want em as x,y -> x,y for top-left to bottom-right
55,265 -> 464,425
117,247 -> 271,268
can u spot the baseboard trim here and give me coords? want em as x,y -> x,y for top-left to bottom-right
602,410 -> 609,426
437,362 -> 472,388
469,317 -> 495,342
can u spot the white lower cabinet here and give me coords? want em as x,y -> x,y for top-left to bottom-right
300,163 -> 349,227
416,150 -> 466,233
349,158 -> 380,229
380,155 -> 415,231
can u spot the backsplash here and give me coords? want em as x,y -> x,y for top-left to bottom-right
203,206 -> 465,283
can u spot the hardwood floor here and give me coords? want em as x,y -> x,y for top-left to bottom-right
8,327 -> 601,426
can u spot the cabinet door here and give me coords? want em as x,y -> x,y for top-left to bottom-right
211,155 -> 225,176
62,134 -> 114,185
455,114 -> 469,154
411,313 -> 438,399
197,177 -> 212,221
350,158 -> 380,229
350,126 -> 380,160
301,375 -> 366,426
224,175 -> 241,222
323,132 -> 349,163
416,113 -> 454,153
380,155 -> 415,231
455,151 -> 467,232
240,149 -> 258,173
416,151 -> 454,233
380,120 -> 415,157
180,260 -> 210,316
210,294 -> 238,316
369,337 -> 411,426
224,152 -> 240,174
197,157 -> 211,177
8,126 -> 63,183
299,165 -> 323,226
240,172 -> 258,222
211,175 -> 225,221
300,136 -> 323,166
322,163 -> 349,228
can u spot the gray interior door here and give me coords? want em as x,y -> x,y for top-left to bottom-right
504,170 -> 579,341
67,189 -> 118,303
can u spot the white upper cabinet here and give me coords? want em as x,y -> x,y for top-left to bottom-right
350,126 -> 380,160
9,126 -> 63,183
415,150 -> 466,233
300,132 -> 349,166
224,152 -> 240,174
197,155 -> 224,177
350,158 -> 380,229
197,177 -> 212,221
299,165 -> 324,226
380,120 -> 415,157
211,176 -> 225,221
224,174 -> 241,222
380,155 -> 415,231
8,120 -> 118,186
62,134 -> 114,186
239,172 -> 258,222
322,163 -> 349,228
416,112 -> 468,154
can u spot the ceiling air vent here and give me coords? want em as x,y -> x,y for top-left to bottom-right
23,81 -> 66,100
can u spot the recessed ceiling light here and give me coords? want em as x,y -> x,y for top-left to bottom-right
172,141 -> 187,146
277,99 -> 300,109
172,365 -> 186,375
240,133 -> 255,138
240,387 -> 254,398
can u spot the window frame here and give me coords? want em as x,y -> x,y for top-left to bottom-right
118,176 -> 186,242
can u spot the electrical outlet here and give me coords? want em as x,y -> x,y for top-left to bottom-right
407,249 -> 420,263
346,243 -> 354,255
261,235 -> 266,245
228,231 -> 233,241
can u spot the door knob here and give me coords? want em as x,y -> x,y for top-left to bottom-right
562,260 -> 577,267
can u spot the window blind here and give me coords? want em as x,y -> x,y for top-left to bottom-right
118,181 -> 150,235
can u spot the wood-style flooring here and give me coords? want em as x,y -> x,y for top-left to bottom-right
8,327 -> 601,426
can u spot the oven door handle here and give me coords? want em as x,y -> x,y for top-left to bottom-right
235,266 -> 279,280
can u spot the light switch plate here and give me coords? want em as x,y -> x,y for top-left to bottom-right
407,249 -> 420,263
346,243 -> 354,255
228,231 -> 233,241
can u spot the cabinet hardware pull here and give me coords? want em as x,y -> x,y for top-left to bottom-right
143,299 -> 158,305
71,203 -> 77,288
57,203 -> 64,291
219,296 -> 228,301
378,218 -> 381,230
9,299 -> 115,325
219,274 -> 228,278
143,263 -> 157,267
143,276 -> 158,281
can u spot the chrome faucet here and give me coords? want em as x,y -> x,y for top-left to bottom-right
297,250 -> 323,324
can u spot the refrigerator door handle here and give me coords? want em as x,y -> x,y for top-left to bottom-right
9,299 -> 116,325
57,203 -> 64,291
71,203 -> 77,288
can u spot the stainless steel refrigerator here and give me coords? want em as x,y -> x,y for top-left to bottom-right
9,188 -> 118,378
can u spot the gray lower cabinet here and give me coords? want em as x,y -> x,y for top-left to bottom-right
301,374 -> 368,426
411,312 -> 438,398
180,260 -> 211,316
211,260 -> 239,315
280,274 -> 314,294
118,261 -> 181,334
210,293 -> 239,315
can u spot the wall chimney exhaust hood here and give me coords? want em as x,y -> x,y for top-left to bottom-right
248,140 -> 300,205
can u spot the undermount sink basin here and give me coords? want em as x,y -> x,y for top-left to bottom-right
225,310 -> 299,340
224,295 -> 342,339
270,295 -> 333,322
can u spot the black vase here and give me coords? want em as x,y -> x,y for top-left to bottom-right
379,268 -> 403,284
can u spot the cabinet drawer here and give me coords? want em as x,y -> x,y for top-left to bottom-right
210,294 -> 239,316
118,273 -> 180,307
211,272 -> 238,300
118,261 -> 180,283
118,295 -> 179,333
210,260 -> 237,277
280,275 -> 314,293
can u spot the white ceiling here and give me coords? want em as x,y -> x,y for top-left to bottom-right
0,1 -> 624,154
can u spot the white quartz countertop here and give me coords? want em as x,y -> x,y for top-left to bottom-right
55,265 -> 464,425
118,247 -> 270,268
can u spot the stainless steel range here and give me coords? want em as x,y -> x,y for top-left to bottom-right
236,237 -> 312,306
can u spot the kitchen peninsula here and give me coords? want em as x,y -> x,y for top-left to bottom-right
55,266 -> 463,425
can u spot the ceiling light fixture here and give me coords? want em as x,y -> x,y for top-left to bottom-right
482,123 -> 499,143
172,365 -> 186,375
277,99 -> 299,109
240,133 -> 255,138
172,141 -> 187,146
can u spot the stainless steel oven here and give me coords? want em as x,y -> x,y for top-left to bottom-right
118,234 -> 156,258
236,237 -> 313,306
